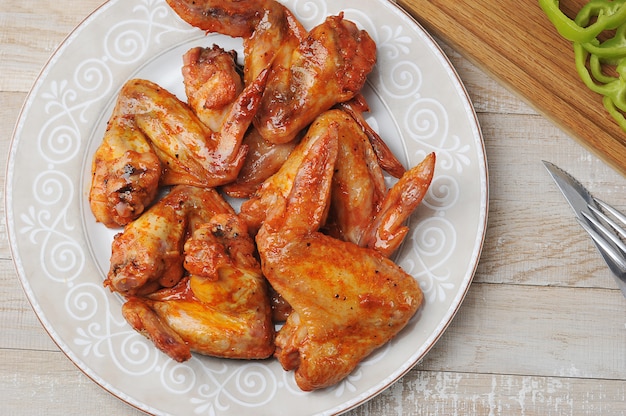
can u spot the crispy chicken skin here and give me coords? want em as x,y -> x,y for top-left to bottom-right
122,213 -> 275,362
269,235 -> 423,391
253,111 -> 424,391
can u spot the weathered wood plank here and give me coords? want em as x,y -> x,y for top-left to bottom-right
439,42 -> 537,116
421,284 -> 626,380
0,1 -> 106,92
354,369 -> 626,416
2,349 -> 625,415
1,349 -> 145,415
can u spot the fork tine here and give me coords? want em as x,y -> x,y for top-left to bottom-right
593,198 -> 626,237
581,209 -> 626,254
587,204 -> 626,241
576,216 -> 626,271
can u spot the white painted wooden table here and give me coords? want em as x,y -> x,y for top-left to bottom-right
1,1 -> 625,414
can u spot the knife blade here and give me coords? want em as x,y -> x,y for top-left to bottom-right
543,161 -> 626,297
542,161 -> 601,219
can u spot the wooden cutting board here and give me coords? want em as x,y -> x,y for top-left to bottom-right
397,0 -> 626,176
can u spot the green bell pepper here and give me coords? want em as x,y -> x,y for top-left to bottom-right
539,0 -> 626,43
539,0 -> 626,130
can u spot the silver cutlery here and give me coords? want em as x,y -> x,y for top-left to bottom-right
543,161 -> 626,298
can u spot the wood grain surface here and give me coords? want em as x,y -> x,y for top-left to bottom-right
397,0 -> 626,177
2,1 -> 626,415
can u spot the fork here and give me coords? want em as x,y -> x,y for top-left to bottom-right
576,198 -> 626,295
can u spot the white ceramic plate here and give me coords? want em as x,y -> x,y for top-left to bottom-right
6,0 -> 488,414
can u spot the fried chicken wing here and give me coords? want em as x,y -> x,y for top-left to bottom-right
122,213 -> 275,362
165,0 -> 267,38
166,0 -> 376,145
167,0 -> 305,85
182,45 -> 243,132
253,112 -> 424,391
360,152 -> 436,257
242,0 -> 306,86
268,235 -> 423,391
338,95 -> 406,178
180,44 -> 299,198
254,13 -> 377,144
89,84 -> 163,228
135,69 -> 268,187
238,113 -> 338,234
90,72 -> 267,226
221,128 -> 298,198
105,185 -> 234,297
323,110 -> 387,245
122,297 -> 192,362
323,110 -> 436,257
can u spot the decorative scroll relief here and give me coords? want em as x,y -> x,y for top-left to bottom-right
187,361 -> 280,413
289,0 -> 329,24
19,170 -> 82,286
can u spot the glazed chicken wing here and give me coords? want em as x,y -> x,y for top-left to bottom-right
221,128 -> 299,198
238,113 -> 337,234
122,213 -> 275,362
166,1 -> 376,144
323,110 -> 387,245
181,45 -> 244,132
89,83 -> 163,228
338,94 -> 406,179
136,69 -> 268,187
180,44 -> 299,199
90,72 -> 267,227
326,108 -> 436,256
165,0 -> 267,38
241,0 -> 306,86
360,152 -> 436,257
254,13 -> 377,144
253,112 -> 424,391
167,0 -> 305,85
105,185 -> 234,297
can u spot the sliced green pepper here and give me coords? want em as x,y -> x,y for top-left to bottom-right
580,24 -> 626,61
540,0 -> 626,131
574,42 -> 626,129
576,0 -> 626,59
539,0 -> 626,43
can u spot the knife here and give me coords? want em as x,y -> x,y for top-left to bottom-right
543,161 -> 626,298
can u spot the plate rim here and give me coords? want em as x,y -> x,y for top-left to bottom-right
5,0 -> 489,414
